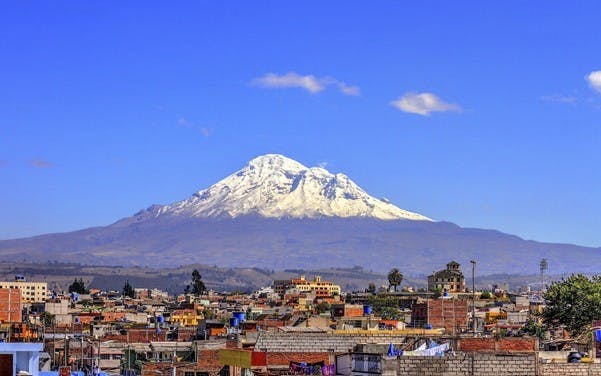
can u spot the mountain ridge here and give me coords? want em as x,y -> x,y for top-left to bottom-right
0,154 -> 599,276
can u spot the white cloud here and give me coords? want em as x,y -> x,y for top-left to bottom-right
178,118 -> 192,127
337,82 -> 360,96
317,161 -> 328,168
586,70 -> 601,93
390,92 -> 461,116
251,72 -> 359,96
252,72 -> 324,93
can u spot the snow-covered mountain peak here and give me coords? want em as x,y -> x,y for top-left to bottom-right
136,154 -> 432,221
247,154 -> 307,173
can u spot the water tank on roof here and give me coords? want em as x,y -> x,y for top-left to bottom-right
363,305 -> 372,315
157,315 -> 164,323
424,324 -> 433,330
230,317 -> 239,327
233,312 -> 246,322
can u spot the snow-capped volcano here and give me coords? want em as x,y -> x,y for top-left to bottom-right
136,154 -> 431,221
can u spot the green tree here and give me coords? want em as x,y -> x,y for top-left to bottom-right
541,274 -> 601,336
122,280 -> 135,298
387,268 -> 403,292
315,302 -> 332,314
480,291 -> 492,299
368,295 -> 402,319
520,318 -> 547,339
367,283 -> 377,294
68,278 -> 88,294
191,269 -> 207,296
39,311 -> 55,327
379,306 -> 402,320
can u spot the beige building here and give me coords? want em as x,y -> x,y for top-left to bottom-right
0,277 -> 48,303
291,275 -> 341,297
427,261 -> 466,293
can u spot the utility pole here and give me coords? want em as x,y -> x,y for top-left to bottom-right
471,260 -> 476,337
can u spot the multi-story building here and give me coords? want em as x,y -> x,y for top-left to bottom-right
0,276 -> 48,303
427,261 -> 466,293
274,275 -> 341,298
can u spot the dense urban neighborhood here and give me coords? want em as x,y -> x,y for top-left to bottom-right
2,261 -> 601,376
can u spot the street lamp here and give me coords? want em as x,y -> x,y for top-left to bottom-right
470,260 -> 476,337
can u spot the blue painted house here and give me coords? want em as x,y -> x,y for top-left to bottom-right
0,342 -> 43,376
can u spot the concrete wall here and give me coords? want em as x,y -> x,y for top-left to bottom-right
379,352 -> 601,376
382,353 -> 537,376
540,363 -> 601,376
256,332 -> 416,353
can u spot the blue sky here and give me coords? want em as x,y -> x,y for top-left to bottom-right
0,2 -> 599,247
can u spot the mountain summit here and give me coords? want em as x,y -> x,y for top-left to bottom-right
135,154 -> 431,221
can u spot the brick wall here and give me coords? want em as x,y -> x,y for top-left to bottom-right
0,288 -> 21,322
457,337 -> 537,352
426,299 -> 468,334
266,352 -> 331,366
382,353 -> 537,376
197,349 -> 222,371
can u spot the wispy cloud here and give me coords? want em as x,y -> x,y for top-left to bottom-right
317,161 -> 328,169
178,118 -> 212,137
586,70 -> 601,93
251,72 -> 360,96
540,94 -> 578,104
336,82 -> 360,96
178,118 -> 193,127
390,92 -> 461,116
29,159 -> 53,168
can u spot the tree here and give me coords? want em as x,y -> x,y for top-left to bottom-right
387,268 -> 403,292
541,274 -> 601,336
40,311 -> 55,327
368,295 -> 402,319
122,280 -> 135,298
480,291 -> 492,299
315,302 -> 331,314
367,283 -> 377,294
520,318 -> 547,339
68,278 -> 88,294
191,269 -> 207,296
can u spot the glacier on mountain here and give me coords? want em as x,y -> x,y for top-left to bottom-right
137,154 -> 432,221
